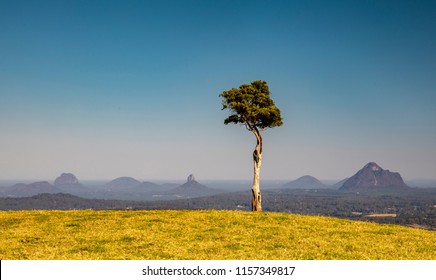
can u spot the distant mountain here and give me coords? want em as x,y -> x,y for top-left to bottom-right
5,181 -> 62,197
168,174 -> 222,197
1,173 -> 87,197
54,173 -> 79,186
53,173 -> 89,195
105,177 -> 142,190
340,162 -> 409,191
282,175 -> 328,189
103,177 -> 168,196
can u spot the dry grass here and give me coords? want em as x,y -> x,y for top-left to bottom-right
1,210 -> 435,260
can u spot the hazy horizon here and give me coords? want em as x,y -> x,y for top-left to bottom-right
2,172 -> 436,186
1,1 -> 436,181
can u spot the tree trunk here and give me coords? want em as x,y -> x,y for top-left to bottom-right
251,129 -> 263,212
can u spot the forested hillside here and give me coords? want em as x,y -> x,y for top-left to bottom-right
1,188 -> 435,230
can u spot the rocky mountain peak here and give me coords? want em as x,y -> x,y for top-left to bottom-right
187,174 -> 196,183
340,162 -> 408,191
364,162 -> 382,171
167,174 -> 218,197
54,173 -> 79,186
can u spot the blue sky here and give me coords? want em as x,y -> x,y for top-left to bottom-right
1,0 -> 435,181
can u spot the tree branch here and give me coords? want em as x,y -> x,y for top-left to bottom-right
242,115 -> 255,132
252,126 -> 263,154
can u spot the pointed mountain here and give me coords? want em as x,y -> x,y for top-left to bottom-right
340,162 -> 409,191
187,174 -> 196,182
283,175 -> 328,189
168,174 -> 222,197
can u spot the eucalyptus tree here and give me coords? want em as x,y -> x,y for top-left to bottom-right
220,80 -> 283,211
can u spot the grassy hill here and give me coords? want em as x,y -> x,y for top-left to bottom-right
0,210 -> 435,260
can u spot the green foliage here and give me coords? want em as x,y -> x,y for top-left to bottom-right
220,80 -> 283,130
1,210 -> 436,260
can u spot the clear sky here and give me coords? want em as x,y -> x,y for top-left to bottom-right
1,0 -> 435,181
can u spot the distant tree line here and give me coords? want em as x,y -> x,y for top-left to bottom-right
1,189 -> 435,230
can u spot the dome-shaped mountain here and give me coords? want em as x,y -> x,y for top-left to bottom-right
54,173 -> 79,186
53,173 -> 88,195
283,175 -> 327,189
340,162 -> 408,191
104,177 -> 163,195
105,177 -> 141,189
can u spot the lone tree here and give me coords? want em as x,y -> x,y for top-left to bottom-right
220,80 -> 283,212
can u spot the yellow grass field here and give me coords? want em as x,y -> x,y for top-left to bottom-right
1,210 -> 435,260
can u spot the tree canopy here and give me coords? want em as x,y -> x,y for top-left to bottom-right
220,80 -> 283,131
